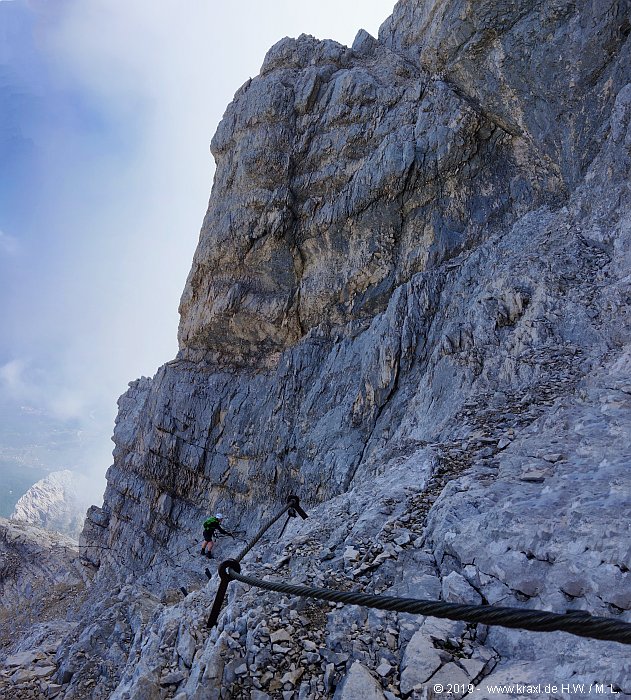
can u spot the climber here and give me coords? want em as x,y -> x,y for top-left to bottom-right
200,513 -> 232,558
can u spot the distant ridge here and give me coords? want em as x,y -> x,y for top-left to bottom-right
11,469 -> 91,540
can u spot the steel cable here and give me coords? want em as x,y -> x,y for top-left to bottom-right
234,504 -> 290,563
227,568 -> 631,645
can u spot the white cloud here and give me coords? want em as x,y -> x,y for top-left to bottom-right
1,0 -> 396,489
0,358 -> 27,393
48,391 -> 88,422
0,358 -> 88,422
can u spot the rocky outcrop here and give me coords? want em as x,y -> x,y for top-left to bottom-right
178,31 -> 562,367
11,470 -> 92,541
14,0 -> 631,698
0,518 -> 92,700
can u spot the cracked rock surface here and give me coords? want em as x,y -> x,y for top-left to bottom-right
4,0 -> 630,698
0,519 -> 92,700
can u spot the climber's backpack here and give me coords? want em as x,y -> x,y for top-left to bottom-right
203,517 -> 218,530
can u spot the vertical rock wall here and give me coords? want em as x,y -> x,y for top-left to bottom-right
63,2 -> 631,697
84,0 -> 629,581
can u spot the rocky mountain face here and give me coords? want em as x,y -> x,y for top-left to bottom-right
0,518 -> 92,699
11,470 -> 92,541
2,0 -> 630,698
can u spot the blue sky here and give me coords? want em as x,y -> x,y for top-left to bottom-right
0,0 -> 395,507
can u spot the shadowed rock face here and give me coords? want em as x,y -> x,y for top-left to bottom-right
381,0 -> 631,186
49,1 -> 631,698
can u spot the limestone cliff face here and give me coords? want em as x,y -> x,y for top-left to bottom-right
35,0 -> 631,698
177,31 -> 561,366
85,0 -> 630,561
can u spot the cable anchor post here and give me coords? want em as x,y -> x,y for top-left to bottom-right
206,559 -> 241,629
287,495 -> 308,520
278,495 -> 309,540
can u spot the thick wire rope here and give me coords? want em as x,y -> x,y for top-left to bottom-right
19,506 -> 631,645
226,568 -> 631,645
234,504 -> 290,563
